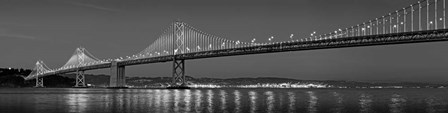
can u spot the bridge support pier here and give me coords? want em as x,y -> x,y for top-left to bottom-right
168,59 -> 189,89
35,77 -> 44,88
74,70 -> 87,87
109,61 -> 126,88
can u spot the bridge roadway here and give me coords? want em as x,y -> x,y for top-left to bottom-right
25,29 -> 448,80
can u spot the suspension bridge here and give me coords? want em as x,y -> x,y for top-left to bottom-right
25,0 -> 448,88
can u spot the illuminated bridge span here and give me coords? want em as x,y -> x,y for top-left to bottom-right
26,0 -> 448,88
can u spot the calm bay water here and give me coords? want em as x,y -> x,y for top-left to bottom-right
0,88 -> 447,113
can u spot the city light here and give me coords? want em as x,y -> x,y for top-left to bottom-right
268,36 -> 274,42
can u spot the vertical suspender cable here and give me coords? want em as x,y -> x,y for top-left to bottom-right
436,0 -> 438,29
420,1 -> 422,30
428,0 -> 430,30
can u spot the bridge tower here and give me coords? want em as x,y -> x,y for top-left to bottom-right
74,48 -> 87,87
74,70 -> 86,87
35,76 -> 44,88
170,20 -> 188,88
34,61 -> 45,88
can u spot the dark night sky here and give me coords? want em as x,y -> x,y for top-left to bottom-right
1,0 -> 448,82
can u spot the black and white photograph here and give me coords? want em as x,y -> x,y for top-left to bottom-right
1,0 -> 448,113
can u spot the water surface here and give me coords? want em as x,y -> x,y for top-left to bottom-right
0,88 -> 447,113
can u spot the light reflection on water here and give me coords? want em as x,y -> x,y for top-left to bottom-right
66,93 -> 88,113
207,89 -> 214,113
184,89 -> 192,112
173,90 -> 180,113
265,91 -> 275,113
0,88 -> 447,113
359,93 -> 372,113
194,90 -> 202,112
333,92 -> 343,113
219,90 -> 227,113
154,89 -> 162,113
249,91 -> 257,113
425,96 -> 447,113
147,90 -> 153,110
233,90 -> 241,113
390,94 -> 406,113
287,92 -> 296,113
426,96 -> 437,113
307,91 -> 318,113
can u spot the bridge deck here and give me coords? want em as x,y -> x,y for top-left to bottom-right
25,29 -> 448,80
